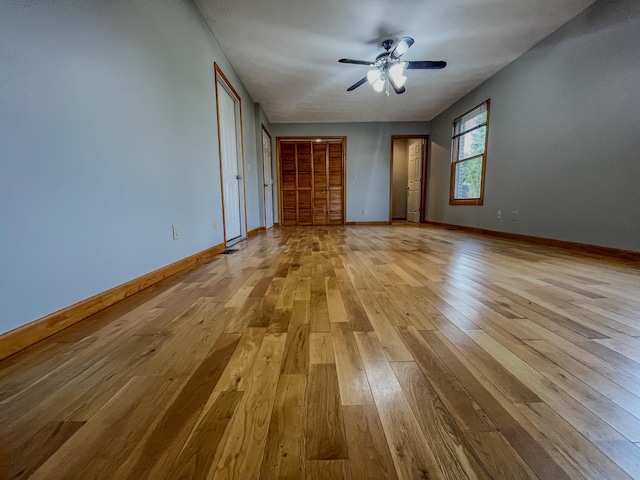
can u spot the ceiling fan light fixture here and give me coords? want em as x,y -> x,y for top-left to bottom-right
339,37 -> 445,94
389,63 -> 406,87
392,74 -> 407,88
392,37 -> 414,58
389,63 -> 405,76
367,68 -> 381,85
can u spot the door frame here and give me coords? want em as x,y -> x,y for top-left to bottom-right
214,63 -> 248,246
389,135 -> 429,223
261,124 -> 274,229
276,136 -> 347,226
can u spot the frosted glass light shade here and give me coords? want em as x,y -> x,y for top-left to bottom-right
389,63 -> 406,87
367,68 -> 381,84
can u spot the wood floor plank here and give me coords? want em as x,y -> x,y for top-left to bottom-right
330,322 -> 374,406
342,404 -> 398,480
306,460 -> 352,480
281,321 -> 309,374
464,431 -> 539,480
309,332 -> 335,364
396,326 -> 495,433
28,375 -> 176,480
333,267 -> 373,332
354,331 -> 444,480
306,364 -> 349,460
355,289 -> 413,362
121,333 -> 241,479
4,420 -> 85,480
213,333 -> 287,479
167,390 -> 243,478
310,273 -> 331,332
391,361 -> 495,480
516,401 -> 633,480
325,277 -> 348,323
260,374 -> 306,480
419,329 -> 577,479
469,329 -> 640,442
214,328 -> 265,392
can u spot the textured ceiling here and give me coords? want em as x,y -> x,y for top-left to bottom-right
194,0 -> 596,123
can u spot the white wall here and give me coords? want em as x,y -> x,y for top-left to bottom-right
0,0 -> 261,334
271,122 -> 430,222
428,0 -> 640,251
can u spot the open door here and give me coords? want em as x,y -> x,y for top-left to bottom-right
215,64 -> 247,245
407,140 -> 423,223
389,136 -> 429,223
262,126 -> 274,229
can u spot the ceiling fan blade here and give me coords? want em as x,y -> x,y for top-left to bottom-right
406,60 -> 447,69
347,76 -> 368,91
390,37 -> 414,59
339,58 -> 372,66
388,75 -> 406,94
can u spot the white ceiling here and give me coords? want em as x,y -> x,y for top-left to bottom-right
194,0 -> 596,123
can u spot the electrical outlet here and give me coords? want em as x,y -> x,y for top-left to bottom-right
497,210 -> 502,220
172,224 -> 179,239
511,211 -> 519,221
213,219 -> 218,230
361,209 -> 365,215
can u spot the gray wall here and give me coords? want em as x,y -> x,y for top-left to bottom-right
0,0 -> 262,334
271,122 -> 430,222
428,0 -> 640,251
392,140 -> 408,219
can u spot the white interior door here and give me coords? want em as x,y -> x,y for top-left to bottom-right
218,83 -> 242,242
262,127 -> 274,229
407,141 -> 422,223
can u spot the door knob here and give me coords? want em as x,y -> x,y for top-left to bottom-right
236,175 -> 242,180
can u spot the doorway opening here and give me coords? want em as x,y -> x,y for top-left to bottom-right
389,135 -> 429,224
215,63 -> 247,246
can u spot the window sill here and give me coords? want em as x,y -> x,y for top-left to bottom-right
449,198 -> 484,206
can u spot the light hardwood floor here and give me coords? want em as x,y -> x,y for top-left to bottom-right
1,225 -> 639,479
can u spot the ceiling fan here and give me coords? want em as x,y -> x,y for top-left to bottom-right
339,37 -> 446,95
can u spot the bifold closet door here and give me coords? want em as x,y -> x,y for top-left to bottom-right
279,139 -> 344,226
296,143 -> 312,225
280,142 -> 297,225
327,142 -> 344,225
312,143 -> 328,225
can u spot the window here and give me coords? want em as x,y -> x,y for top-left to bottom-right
450,100 -> 490,205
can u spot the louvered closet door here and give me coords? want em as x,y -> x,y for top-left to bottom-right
280,142 -> 297,225
278,138 -> 344,226
297,142 -> 313,225
312,143 -> 328,225
327,142 -> 344,224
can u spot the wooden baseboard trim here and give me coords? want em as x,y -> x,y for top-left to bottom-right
425,221 -> 640,262
0,242 -> 226,361
247,226 -> 266,238
345,221 -> 392,226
